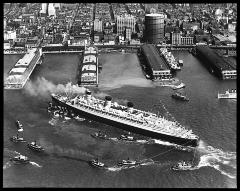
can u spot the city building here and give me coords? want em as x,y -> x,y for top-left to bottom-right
144,13 -> 165,44
125,27 -> 131,41
48,3 -> 56,17
171,32 -> 181,45
180,36 -> 194,45
116,15 -> 136,35
141,44 -> 171,80
4,30 -> 17,41
94,19 -> 103,32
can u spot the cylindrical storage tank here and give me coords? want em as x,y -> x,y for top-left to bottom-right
104,96 -> 112,108
127,102 -> 134,113
86,90 -> 92,101
145,13 -> 165,44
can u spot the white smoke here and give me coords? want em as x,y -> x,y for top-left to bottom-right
24,77 -> 87,98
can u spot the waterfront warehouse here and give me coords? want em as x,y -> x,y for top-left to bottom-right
141,44 -> 171,81
195,46 -> 236,80
79,45 -> 99,86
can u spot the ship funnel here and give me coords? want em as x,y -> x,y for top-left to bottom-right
127,102 -> 134,113
104,96 -> 112,109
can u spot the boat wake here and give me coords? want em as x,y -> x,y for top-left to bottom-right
106,159 -> 161,172
29,161 -> 42,168
3,161 -> 12,170
48,118 -> 58,126
195,141 -> 236,179
152,139 -> 178,147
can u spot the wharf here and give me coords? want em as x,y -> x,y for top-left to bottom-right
4,48 -> 43,89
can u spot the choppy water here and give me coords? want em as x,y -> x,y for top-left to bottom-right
3,51 -> 236,188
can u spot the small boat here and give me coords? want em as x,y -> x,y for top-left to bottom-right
178,60 -> 183,66
91,131 -> 109,140
75,116 -> 85,121
172,92 -> 189,101
16,120 -> 23,128
10,155 -> 30,164
175,145 -> 192,152
27,141 -> 44,152
16,120 -> 23,131
172,82 -> 185,90
145,74 -> 150,79
218,89 -> 236,99
119,134 -> 135,141
10,134 -> 26,143
117,158 -> 140,166
171,161 -> 196,171
89,159 -> 105,168
64,116 -> 71,120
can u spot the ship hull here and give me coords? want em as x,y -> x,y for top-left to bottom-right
52,96 -> 199,147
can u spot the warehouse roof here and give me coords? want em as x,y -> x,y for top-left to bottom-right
196,46 -> 236,70
141,44 -> 169,71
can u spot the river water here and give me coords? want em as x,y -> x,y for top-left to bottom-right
3,51 -> 236,188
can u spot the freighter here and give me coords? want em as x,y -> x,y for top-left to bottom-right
51,90 -> 199,147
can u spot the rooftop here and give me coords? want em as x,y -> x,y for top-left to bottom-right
141,44 -> 169,71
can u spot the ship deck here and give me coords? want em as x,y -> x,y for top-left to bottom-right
54,94 -> 198,140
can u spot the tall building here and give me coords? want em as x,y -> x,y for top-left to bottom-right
94,19 -> 103,32
40,3 -> 47,14
48,3 -> 56,17
171,32 -> 181,45
116,15 -> 136,35
125,27 -> 132,41
4,17 -> 7,30
144,13 -> 165,44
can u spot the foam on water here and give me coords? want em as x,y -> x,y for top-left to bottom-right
195,141 -> 236,179
29,161 -> 42,168
3,161 -> 12,170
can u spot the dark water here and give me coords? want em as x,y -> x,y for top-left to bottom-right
3,51 -> 236,188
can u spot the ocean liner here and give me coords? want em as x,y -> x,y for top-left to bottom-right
51,90 -> 199,147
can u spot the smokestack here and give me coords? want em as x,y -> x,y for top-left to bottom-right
104,96 -> 112,109
127,102 -> 134,113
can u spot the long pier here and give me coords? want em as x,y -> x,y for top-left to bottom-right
4,48 -> 43,89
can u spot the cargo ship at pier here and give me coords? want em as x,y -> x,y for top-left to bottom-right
51,90 -> 199,147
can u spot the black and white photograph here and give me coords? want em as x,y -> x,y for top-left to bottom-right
3,3 -> 236,188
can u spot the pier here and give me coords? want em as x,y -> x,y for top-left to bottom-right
4,48 -> 43,89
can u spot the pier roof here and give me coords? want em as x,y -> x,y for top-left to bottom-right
196,46 -> 236,70
141,44 -> 169,71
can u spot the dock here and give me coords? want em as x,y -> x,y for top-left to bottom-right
4,48 -> 43,89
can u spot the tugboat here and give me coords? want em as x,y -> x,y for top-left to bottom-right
91,131 -> 109,140
89,158 -> 105,168
171,161 -> 196,171
117,158 -> 141,166
16,120 -> 23,132
172,82 -> 185,90
119,134 -> 135,141
10,134 -> 26,143
27,141 -> 44,152
172,92 -> 189,101
10,155 -> 30,164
